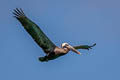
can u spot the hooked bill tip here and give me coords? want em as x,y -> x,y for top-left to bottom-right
78,52 -> 82,55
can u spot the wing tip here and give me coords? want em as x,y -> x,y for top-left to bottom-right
12,8 -> 26,18
92,43 -> 96,47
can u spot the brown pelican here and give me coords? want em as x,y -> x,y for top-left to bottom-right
13,8 -> 96,62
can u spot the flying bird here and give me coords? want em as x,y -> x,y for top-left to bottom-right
13,8 -> 96,62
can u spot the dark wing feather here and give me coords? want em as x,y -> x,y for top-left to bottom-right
13,8 -> 56,54
73,43 -> 96,50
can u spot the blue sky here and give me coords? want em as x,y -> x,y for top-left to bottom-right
0,0 -> 120,80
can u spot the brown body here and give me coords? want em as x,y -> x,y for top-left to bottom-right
41,43 -> 81,62
39,47 -> 69,62
54,47 -> 69,55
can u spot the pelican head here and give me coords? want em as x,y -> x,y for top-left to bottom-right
61,43 -> 81,54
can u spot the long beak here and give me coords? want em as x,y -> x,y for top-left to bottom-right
66,45 -> 81,55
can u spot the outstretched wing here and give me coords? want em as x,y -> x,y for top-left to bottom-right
73,43 -> 96,50
13,8 -> 56,54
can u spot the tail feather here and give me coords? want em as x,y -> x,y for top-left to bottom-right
39,56 -> 48,62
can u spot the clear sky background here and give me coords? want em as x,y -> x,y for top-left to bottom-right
0,0 -> 120,80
